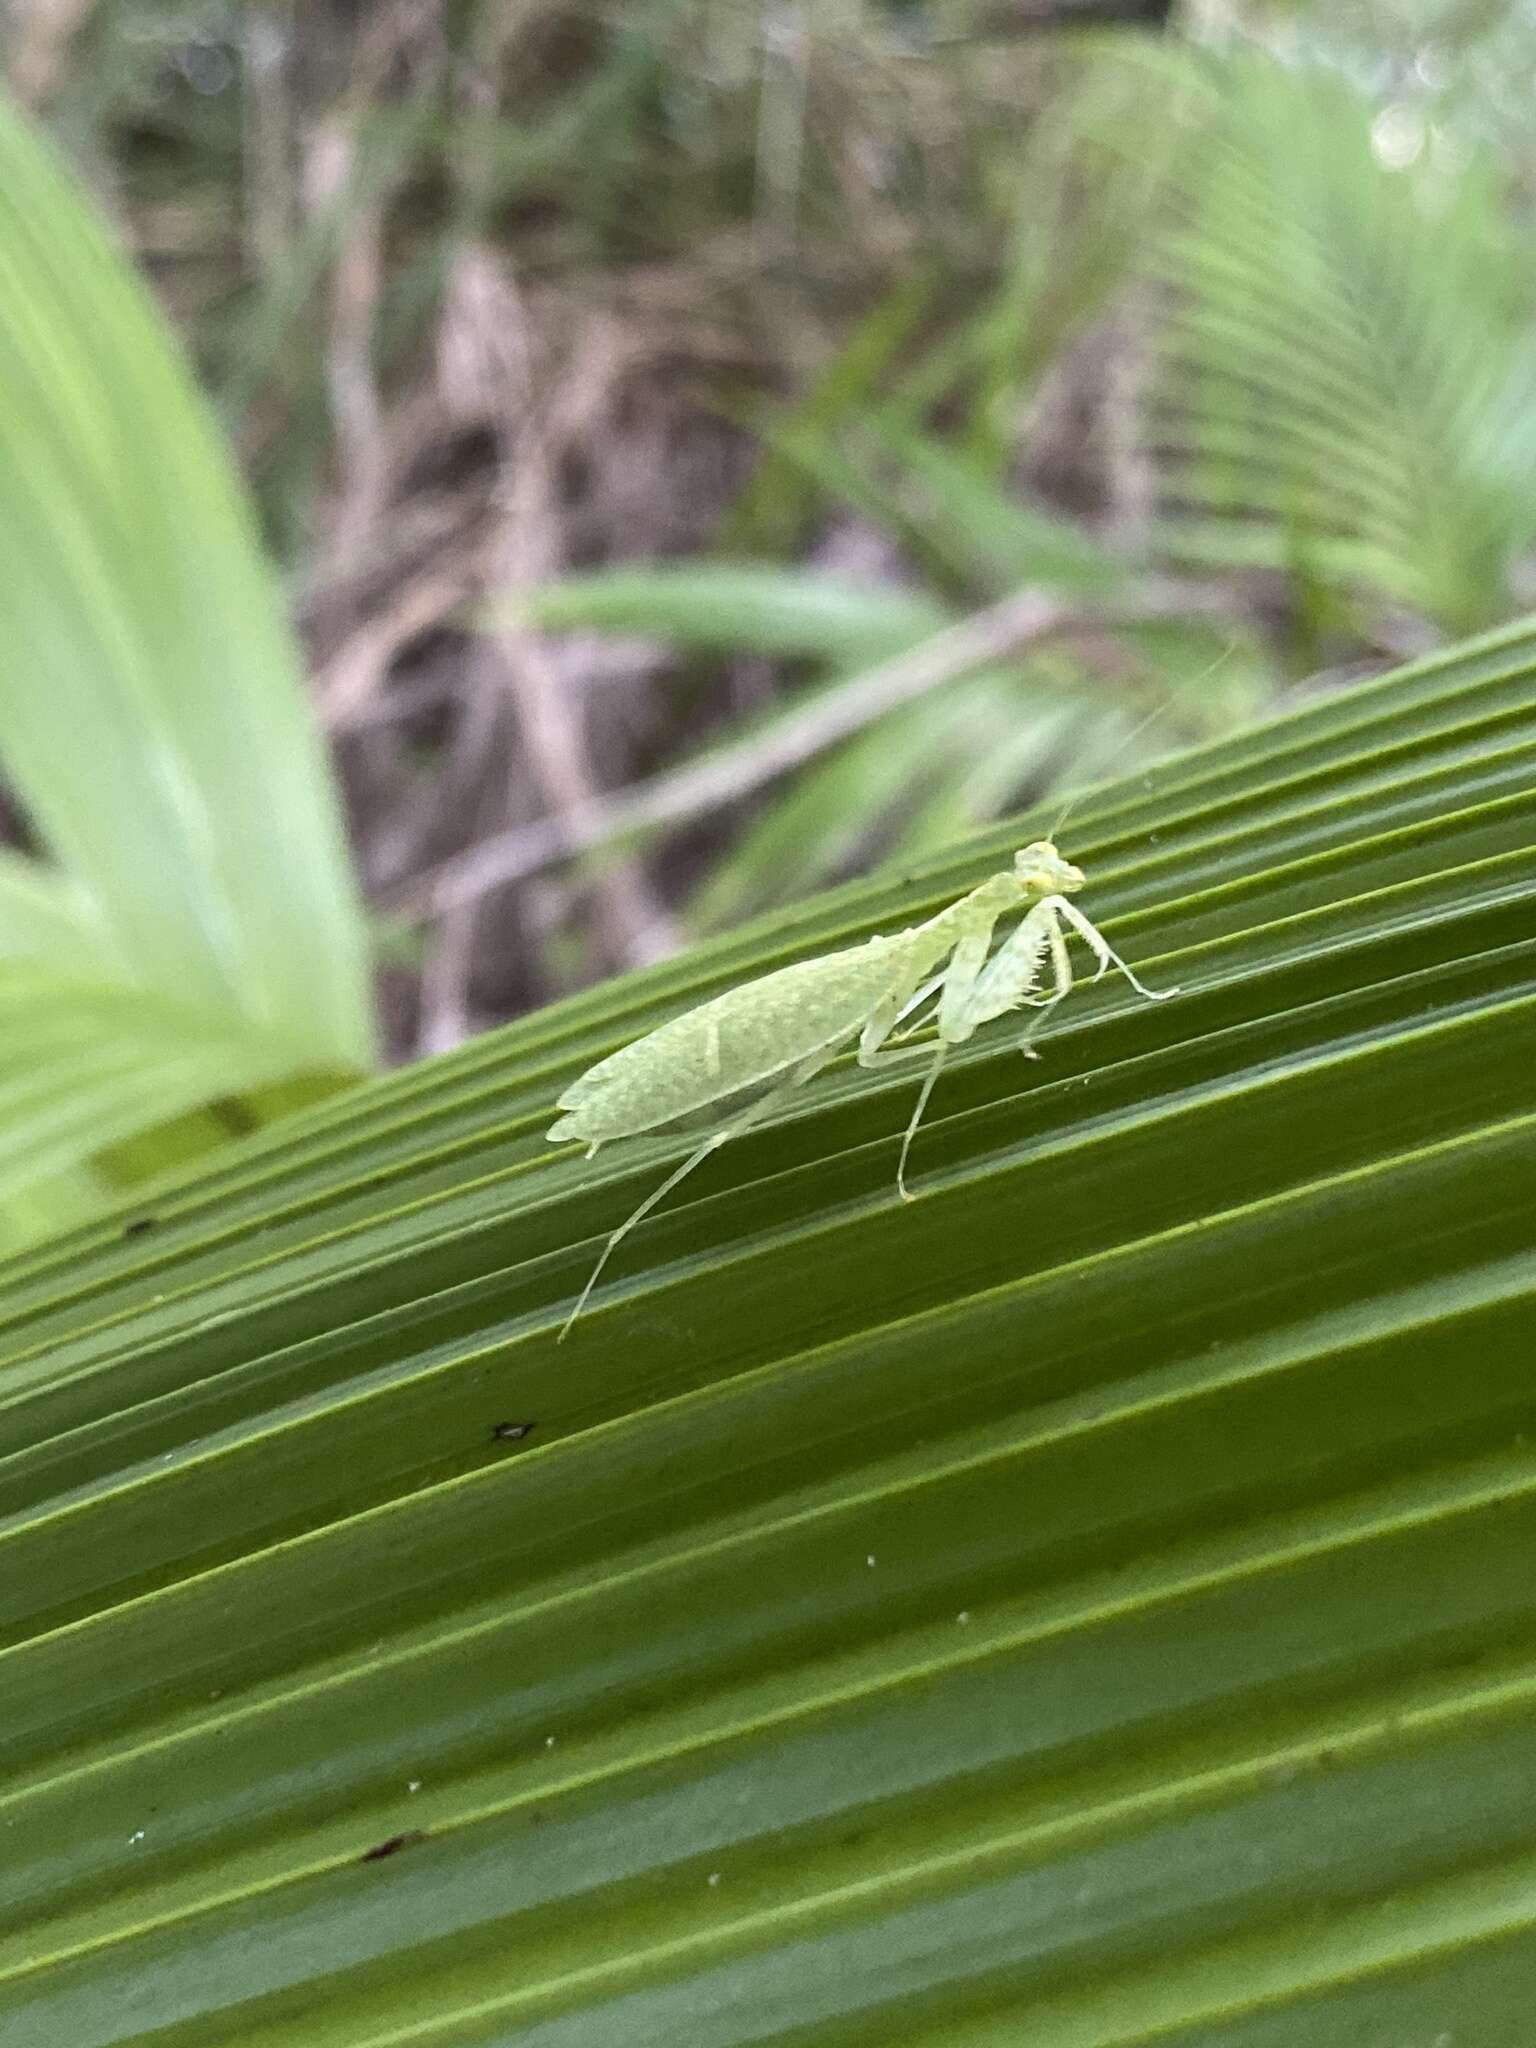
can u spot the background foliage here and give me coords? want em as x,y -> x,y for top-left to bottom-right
10,0 -> 1535,1058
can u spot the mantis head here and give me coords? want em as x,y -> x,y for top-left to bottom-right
1014,841 -> 1085,898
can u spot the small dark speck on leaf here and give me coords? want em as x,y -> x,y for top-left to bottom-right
360,1831 -> 427,1863
492,1420 -> 537,1442
123,1217 -> 160,1239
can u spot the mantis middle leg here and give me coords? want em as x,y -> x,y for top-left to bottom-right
871,928 -> 999,1201
878,898 -> 1129,1207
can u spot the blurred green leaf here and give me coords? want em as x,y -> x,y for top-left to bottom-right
685,623 -> 1259,932
851,412 -> 1126,597
1138,53 -> 1536,631
519,563 -> 951,662
0,849 -> 117,979
684,669 -> 1075,931
0,99 -> 372,1236
686,668 -> 1096,931
935,38 -> 1202,471
4,615 -> 1536,2040
722,270 -> 939,557
0,963 -> 351,1202
520,554 -> 1259,929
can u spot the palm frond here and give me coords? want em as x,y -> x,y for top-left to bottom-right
5,618 -> 1536,2040
1142,55 -> 1536,631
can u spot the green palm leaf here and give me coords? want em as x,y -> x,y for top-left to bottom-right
518,563 -> 951,664
0,100 -> 372,1236
4,612 -> 1535,2041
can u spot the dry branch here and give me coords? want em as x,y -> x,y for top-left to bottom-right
400,580 -> 1228,919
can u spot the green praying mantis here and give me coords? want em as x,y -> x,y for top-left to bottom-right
548,839 -> 1175,1338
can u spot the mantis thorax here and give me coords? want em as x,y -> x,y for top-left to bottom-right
926,841 -> 1086,941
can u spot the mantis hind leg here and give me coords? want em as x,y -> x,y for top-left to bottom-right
557,1048 -> 837,1342
848,1036 -> 952,1200
895,1046 -> 946,1202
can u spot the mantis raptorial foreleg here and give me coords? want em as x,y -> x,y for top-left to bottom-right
1015,913 -> 1074,1055
889,894 -> 1174,1192
855,909 -> 1003,1065
856,932 -> 977,1064
965,901 -> 1054,1027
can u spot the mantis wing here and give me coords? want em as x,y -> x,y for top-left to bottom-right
549,933 -> 924,1145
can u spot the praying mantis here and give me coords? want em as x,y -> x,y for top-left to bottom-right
549,840 -> 1174,1338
